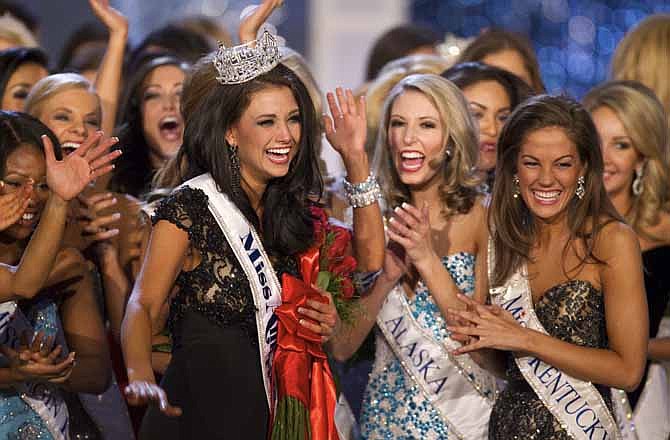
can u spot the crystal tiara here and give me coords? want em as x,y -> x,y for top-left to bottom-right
213,30 -> 281,85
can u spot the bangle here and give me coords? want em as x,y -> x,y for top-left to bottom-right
344,173 -> 382,208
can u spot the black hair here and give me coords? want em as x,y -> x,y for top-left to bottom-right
127,24 -> 214,70
0,47 -> 48,103
366,24 -> 441,81
57,22 -> 108,72
111,54 -> 189,197
0,110 -> 61,177
442,62 -> 534,110
178,59 -> 323,256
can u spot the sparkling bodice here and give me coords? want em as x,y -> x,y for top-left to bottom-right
489,279 -> 611,440
360,252 -> 475,439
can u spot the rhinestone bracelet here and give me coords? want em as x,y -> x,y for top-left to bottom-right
344,173 -> 382,208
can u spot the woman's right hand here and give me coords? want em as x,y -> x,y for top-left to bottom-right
0,181 -> 32,231
238,0 -> 284,43
125,380 -> 182,417
0,332 -> 75,385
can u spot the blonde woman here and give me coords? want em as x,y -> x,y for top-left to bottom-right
611,14 -> 670,134
584,80 -> 670,439
330,74 -> 497,439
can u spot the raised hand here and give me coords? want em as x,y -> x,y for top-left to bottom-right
77,192 -> 121,242
323,88 -> 368,165
386,202 -> 437,269
88,0 -> 128,35
238,0 -> 284,43
0,181 -> 32,231
125,381 -> 182,417
43,132 -> 121,201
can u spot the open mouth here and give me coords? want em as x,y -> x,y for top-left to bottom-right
159,116 -> 182,142
532,190 -> 562,205
480,142 -> 496,153
18,211 -> 38,227
265,147 -> 291,164
399,151 -> 425,172
61,141 -> 82,153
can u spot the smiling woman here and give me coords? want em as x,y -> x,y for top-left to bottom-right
112,54 -> 189,197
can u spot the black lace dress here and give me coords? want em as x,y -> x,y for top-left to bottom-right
140,187 -> 298,439
489,280 -> 613,440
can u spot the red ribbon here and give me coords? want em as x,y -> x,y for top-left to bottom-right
272,247 -> 339,440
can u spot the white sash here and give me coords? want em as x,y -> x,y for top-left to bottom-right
377,285 -> 496,439
612,317 -> 670,440
182,173 -> 282,409
0,301 -> 69,440
488,241 -> 621,440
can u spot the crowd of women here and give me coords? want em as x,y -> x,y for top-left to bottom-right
0,0 -> 669,438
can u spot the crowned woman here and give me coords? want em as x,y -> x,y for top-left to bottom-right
120,2 -> 384,438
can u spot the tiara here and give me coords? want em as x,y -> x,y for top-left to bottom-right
213,30 -> 281,85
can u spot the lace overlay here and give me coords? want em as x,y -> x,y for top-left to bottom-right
489,279 -> 612,440
360,252 -> 475,439
152,186 -> 297,346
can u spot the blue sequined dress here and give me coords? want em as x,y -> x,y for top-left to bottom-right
0,298 -> 66,439
360,252 -> 476,439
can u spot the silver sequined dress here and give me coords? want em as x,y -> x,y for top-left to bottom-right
360,252 -> 476,439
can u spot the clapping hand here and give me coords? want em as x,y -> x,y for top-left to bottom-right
0,331 -> 75,385
447,293 -> 528,355
77,192 -> 121,242
386,202 -> 437,269
44,132 -> 121,202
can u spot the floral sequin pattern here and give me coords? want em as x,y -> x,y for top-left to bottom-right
360,252 -> 475,439
489,279 -> 612,440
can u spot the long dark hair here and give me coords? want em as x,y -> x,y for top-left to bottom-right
488,95 -> 621,286
0,47 -> 48,101
0,111 -> 61,177
112,54 -> 189,197
177,58 -> 323,257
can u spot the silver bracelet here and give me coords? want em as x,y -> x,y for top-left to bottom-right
344,173 -> 382,208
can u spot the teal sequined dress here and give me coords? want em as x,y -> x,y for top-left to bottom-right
360,252 -> 476,439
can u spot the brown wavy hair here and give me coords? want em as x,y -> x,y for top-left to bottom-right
373,73 -> 480,218
583,80 -> 670,241
488,95 -> 621,287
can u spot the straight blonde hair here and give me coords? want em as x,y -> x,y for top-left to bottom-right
24,72 -> 100,123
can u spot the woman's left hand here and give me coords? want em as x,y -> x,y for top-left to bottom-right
447,293 -> 530,355
386,202 -> 438,269
238,0 -> 284,43
44,132 -> 121,202
298,289 -> 340,343
323,88 -> 367,166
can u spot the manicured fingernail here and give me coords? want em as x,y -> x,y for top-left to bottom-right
299,319 -> 305,326
298,307 -> 305,314
112,212 -> 121,219
394,206 -> 401,213
401,202 -> 409,209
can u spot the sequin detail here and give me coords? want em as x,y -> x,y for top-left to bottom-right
489,279 -> 612,440
360,252 -> 475,439
1,301 -> 62,439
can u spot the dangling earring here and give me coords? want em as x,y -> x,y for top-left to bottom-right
228,144 -> 241,193
512,174 -> 521,198
632,167 -> 644,196
575,175 -> 585,200
445,148 -> 452,160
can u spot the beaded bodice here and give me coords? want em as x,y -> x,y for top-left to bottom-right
360,252 -> 475,439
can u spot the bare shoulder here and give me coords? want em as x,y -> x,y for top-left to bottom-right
595,220 -> 640,261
